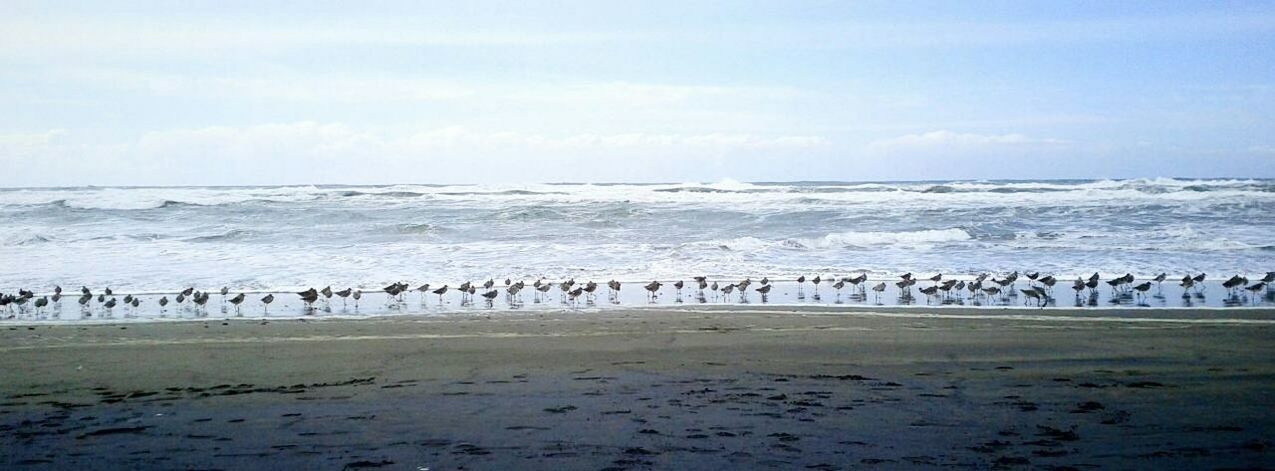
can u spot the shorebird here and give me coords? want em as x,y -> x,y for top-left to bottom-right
335,288 -> 352,307
1153,273 -> 1167,287
536,282 -> 552,302
1245,282 -> 1267,303
796,275 -> 806,291
760,277 -> 770,285
298,289 -> 318,309
832,280 -> 845,297
195,292 -> 209,310
720,283 -> 736,301
458,282 -> 472,303
1223,275 -> 1248,295
919,285 -> 939,302
260,294 -> 274,313
320,286 -> 333,302
180,287 -> 193,297
33,296 -> 47,315
644,281 -> 662,301
928,273 -> 942,285
104,297 -> 117,312
673,280 -> 684,297
1132,282 -> 1152,301
123,294 -> 133,305
567,287 -> 584,305
432,285 -> 449,303
1021,288 -> 1045,308
158,296 -> 169,310
982,287 -> 1002,299
384,283 -> 403,301
1085,277 -> 1100,295
811,276 -> 822,294
1263,272 -> 1275,284
51,292 -> 61,305
482,289 -> 499,305
78,294 -> 92,308
220,287 -> 230,303
1105,278 -> 1123,295
507,283 -> 523,303
871,282 -> 886,301
352,290 -> 362,308
583,281 -> 598,301
228,293 -> 245,314
1072,278 -> 1086,297
756,284 -> 771,300
1179,276 -> 1195,294
607,280 -> 621,301
483,279 -> 495,290
1038,276 -> 1056,294
848,274 -> 867,292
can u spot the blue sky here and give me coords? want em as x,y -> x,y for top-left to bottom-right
1,1 -> 1273,185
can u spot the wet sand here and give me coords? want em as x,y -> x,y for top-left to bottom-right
2,307 -> 1274,469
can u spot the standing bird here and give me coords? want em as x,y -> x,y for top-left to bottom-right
335,288 -> 352,307
673,280 -> 684,297
33,296 -> 48,315
260,294 -> 274,314
811,275 -> 822,295
871,282 -> 887,301
756,284 -> 772,301
482,289 -> 499,305
1244,282 -> 1267,303
832,280 -> 846,297
352,290 -> 362,309
607,280 -> 622,303
298,289 -> 318,310
228,293 -> 245,314
1132,282 -> 1152,302
929,273 -> 942,286
158,296 -> 169,311
432,285 -> 449,303
644,281 -> 662,302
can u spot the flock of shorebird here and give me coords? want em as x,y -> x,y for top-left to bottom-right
1,271 -> 1273,317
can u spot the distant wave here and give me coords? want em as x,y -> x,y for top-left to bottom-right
184,229 -> 256,243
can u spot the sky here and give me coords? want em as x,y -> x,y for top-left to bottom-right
1,1 -> 1273,186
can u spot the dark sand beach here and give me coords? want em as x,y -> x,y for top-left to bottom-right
2,307 -> 1274,469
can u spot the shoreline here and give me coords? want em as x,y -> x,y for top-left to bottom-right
4,303 -> 1275,329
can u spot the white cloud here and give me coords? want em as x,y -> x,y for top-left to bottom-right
866,130 -> 1070,154
4,124 -> 826,186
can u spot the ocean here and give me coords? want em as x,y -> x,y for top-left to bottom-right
1,178 -> 1272,295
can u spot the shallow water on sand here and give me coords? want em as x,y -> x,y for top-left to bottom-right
5,279 -> 1273,324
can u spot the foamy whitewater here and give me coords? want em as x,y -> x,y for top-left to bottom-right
1,178 -> 1273,293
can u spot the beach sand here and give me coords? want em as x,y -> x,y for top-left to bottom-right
2,307 -> 1273,469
